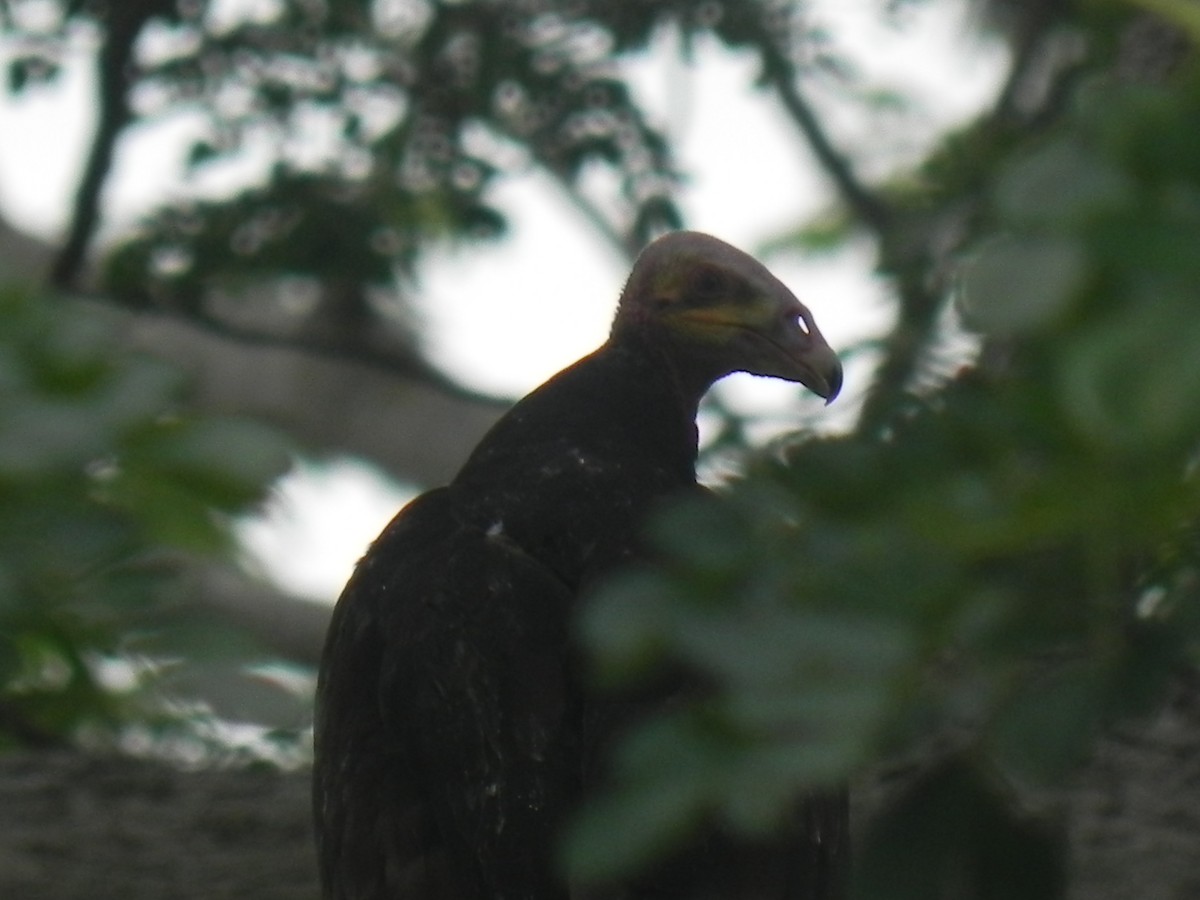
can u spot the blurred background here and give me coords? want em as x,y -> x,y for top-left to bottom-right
1,1 -> 1199,898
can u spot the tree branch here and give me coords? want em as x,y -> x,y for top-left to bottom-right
751,5 -> 1084,432
182,305 -> 500,405
49,3 -> 162,289
524,148 -> 642,262
87,284 -> 510,408
115,299 -> 508,487
765,68 -> 893,237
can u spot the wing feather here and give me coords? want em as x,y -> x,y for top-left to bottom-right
314,488 -> 576,900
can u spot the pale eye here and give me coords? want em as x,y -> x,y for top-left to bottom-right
797,312 -> 811,334
787,305 -> 814,339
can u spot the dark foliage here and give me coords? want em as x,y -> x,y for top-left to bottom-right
0,287 -> 293,749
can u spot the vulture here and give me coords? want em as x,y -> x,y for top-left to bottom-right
314,231 -> 847,899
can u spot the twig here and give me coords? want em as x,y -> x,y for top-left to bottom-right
533,152 -> 637,262
766,64 -> 893,237
49,2 -> 158,290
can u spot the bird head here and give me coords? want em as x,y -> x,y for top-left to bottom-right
612,231 -> 843,403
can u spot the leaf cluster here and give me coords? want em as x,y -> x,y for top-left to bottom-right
4,1 -> 873,366
0,287 -> 293,749
570,54 -> 1200,899
93,0 -> 692,306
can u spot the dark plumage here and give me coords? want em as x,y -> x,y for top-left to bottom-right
313,231 -> 846,899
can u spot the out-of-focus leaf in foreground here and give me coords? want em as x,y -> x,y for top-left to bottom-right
0,288 -> 293,750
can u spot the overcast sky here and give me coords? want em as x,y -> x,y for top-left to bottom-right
0,0 -> 1007,599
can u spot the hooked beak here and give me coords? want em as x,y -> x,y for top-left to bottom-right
739,302 -> 843,404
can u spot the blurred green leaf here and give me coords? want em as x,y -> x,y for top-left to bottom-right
0,285 -> 293,747
985,661 -> 1108,787
136,417 -> 294,509
854,758 -> 1066,900
994,138 -> 1133,228
673,609 -> 912,691
958,236 -> 1086,335
1060,297 -> 1200,453
581,568 -> 678,684
1118,0 -> 1200,44
577,69 -> 1200,883
566,708 -> 731,884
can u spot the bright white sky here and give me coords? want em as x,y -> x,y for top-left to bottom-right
0,0 -> 1006,599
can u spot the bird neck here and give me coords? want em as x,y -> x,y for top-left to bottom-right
606,322 -> 725,416
449,335 -> 706,585
453,334 -> 707,492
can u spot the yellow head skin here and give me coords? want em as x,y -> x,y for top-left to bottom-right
612,231 -> 843,402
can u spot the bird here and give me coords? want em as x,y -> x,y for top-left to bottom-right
313,230 -> 846,899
